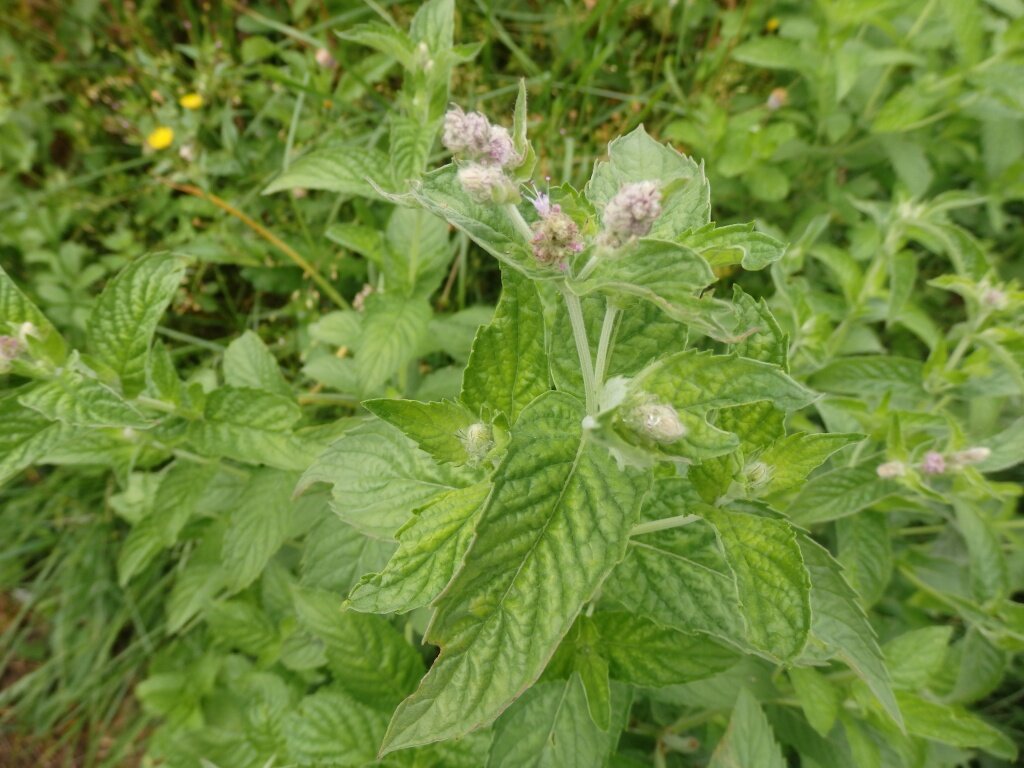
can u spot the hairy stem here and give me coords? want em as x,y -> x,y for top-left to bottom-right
593,302 -> 619,398
505,203 -> 534,242
560,286 -> 598,415
630,514 -> 700,537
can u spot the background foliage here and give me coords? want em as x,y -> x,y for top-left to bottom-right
1,0 -> 1022,766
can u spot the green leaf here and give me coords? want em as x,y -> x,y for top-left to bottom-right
590,611 -> 738,686
731,37 -> 806,70
730,286 -> 789,368
336,22 -> 416,69
605,479 -> 745,641
221,469 -> 298,592
263,144 -> 392,198
284,688 -> 390,767
118,463 -> 218,585
897,691 -> 1017,760
709,689 -> 787,768
205,599 -> 280,660
292,586 -> 423,707
384,206 -> 452,295
223,330 -> 290,396
19,371 -> 150,429
380,392 -> 648,753
798,537 -> 902,729
188,386 -> 317,470
703,506 -> 811,661
0,263 -> 66,362
569,239 -> 720,330
347,482 -> 489,614
789,667 -> 840,737
410,0 -> 454,53
755,432 -> 862,497
883,627 -> 952,690
0,394 -> 68,488
86,253 -> 187,397
363,398 -> 478,465
390,114 -> 441,182
461,267 -> 550,423
298,419 -> 466,539
837,512 -> 892,606
810,356 -> 926,403
487,675 -> 616,768
356,293 -> 431,392
953,500 -> 1009,604
787,464 -> 899,525
682,223 -> 787,271
300,515 -> 396,593
585,125 -> 711,238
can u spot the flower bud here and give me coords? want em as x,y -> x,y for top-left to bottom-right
876,460 -> 906,479
315,48 -> 337,69
628,401 -> 687,444
442,106 -> 492,157
486,125 -> 519,168
920,451 -> 946,476
982,287 -> 1007,310
746,461 -> 773,487
951,446 -> 991,465
0,335 -> 22,373
601,181 -> 661,246
353,283 -> 374,312
457,163 -> 518,204
766,87 -> 788,111
461,422 -> 494,464
530,210 -> 583,267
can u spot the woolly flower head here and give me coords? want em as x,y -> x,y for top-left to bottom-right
627,401 -> 686,444
952,446 -> 991,466
601,181 -> 661,245
457,163 -> 519,204
443,106 -> 494,158
460,422 -> 494,465
530,209 -> 583,267
876,461 -> 906,479
920,451 -> 946,475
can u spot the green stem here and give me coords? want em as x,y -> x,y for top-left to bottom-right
631,514 -> 700,537
560,286 -> 598,415
593,302 -> 619,399
136,396 -> 177,414
506,203 -> 534,242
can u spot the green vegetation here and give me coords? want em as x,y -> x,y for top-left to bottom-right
1,1 -> 1022,766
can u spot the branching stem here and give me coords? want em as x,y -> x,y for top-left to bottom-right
560,286 -> 598,415
593,302 -> 619,400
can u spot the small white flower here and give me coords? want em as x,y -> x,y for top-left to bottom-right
315,48 -> 336,69
629,401 -> 686,444
601,181 -> 662,245
876,460 -> 906,479
951,446 -> 991,465
457,163 -> 518,204
442,106 -> 493,157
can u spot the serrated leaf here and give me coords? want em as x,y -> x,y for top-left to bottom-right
682,222 -> 787,271
585,125 -> 711,238
223,330 -> 290,396
19,371 -> 150,429
188,386 -> 316,470
300,514 -> 396,593
380,392 -> 648,753
787,464 -> 899,525
409,166 -> 542,278
222,469 -> 298,592
205,599 -> 280,660
606,479 -> 745,642
798,537 -> 902,729
118,462 -> 218,585
336,22 -> 416,69
292,586 -> 423,707
356,293 -> 431,392
284,688 -> 390,767
461,267 -> 549,422
348,482 -> 489,614
263,144 -> 392,198
756,432 -> 861,497
883,627 -> 952,690
837,512 -> 892,607
810,356 -> 926,403
0,263 -> 66,362
703,506 -> 811,661
86,253 -> 187,397
410,0 -> 453,53
363,398 -> 477,465
590,611 -> 738,686
390,114 -> 441,182
487,674 -> 613,768
789,667 -> 840,737
0,394 -> 69,488
730,285 -> 788,368
384,206 -> 452,296
298,419 -> 467,539
897,691 -> 1017,760
709,689 -> 787,768
167,561 -> 225,633
953,500 -> 1009,604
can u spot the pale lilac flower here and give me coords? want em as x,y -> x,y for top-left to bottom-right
530,210 -> 583,266
457,163 -> 517,204
602,181 -> 661,245
982,287 -> 1007,310
315,48 -> 337,69
921,451 -> 946,475
486,125 -> 519,168
876,461 -> 906,479
442,106 -> 492,157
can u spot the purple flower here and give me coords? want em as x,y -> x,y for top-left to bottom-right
601,181 -> 662,245
920,451 -> 946,475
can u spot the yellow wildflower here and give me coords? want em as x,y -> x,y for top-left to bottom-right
179,93 -> 203,110
146,126 -> 175,150
765,17 -> 780,32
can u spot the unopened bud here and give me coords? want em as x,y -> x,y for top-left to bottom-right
461,422 -> 493,464
486,125 -> 519,168
629,401 -> 686,444
601,181 -> 661,246
920,451 -> 946,476
442,106 -> 493,157
746,461 -> 773,487
876,461 -> 906,479
353,283 -> 374,312
315,48 -> 336,69
457,163 -> 518,204
982,287 -> 1007,310
952,446 -> 991,465
766,87 -> 788,111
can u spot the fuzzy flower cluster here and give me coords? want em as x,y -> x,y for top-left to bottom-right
527,191 -> 583,267
443,106 -> 520,204
0,335 -> 22,373
876,446 -> 991,479
627,400 -> 687,444
600,181 -> 662,246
